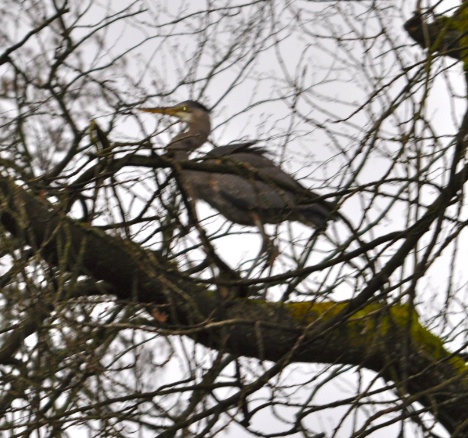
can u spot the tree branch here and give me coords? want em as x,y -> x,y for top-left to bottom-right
0,176 -> 466,434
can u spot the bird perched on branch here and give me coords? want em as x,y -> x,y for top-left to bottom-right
140,100 -> 338,257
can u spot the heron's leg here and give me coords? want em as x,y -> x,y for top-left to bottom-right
251,213 -> 279,266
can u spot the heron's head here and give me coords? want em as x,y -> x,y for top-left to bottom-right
140,100 -> 210,126
140,100 -> 211,154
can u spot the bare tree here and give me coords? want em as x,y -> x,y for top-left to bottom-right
0,0 -> 467,437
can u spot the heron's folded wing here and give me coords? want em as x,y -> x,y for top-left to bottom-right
205,142 -> 260,158
214,175 -> 295,211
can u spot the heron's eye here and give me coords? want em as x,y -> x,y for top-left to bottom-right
182,106 -> 188,112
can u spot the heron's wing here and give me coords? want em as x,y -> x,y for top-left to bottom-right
185,171 -> 290,225
214,176 -> 295,215
217,151 -> 317,197
205,144 -> 304,193
205,142 -> 263,158
213,176 -> 334,227
205,145 -> 338,216
187,169 -> 336,227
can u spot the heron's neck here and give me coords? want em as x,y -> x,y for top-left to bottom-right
167,119 -> 211,160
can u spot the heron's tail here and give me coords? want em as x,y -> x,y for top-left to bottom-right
297,201 -> 338,229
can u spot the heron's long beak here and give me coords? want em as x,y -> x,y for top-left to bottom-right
139,107 -> 179,116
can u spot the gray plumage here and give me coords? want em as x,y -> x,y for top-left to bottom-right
141,100 -> 337,229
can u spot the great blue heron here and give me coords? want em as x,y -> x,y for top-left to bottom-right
141,100 -> 338,257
